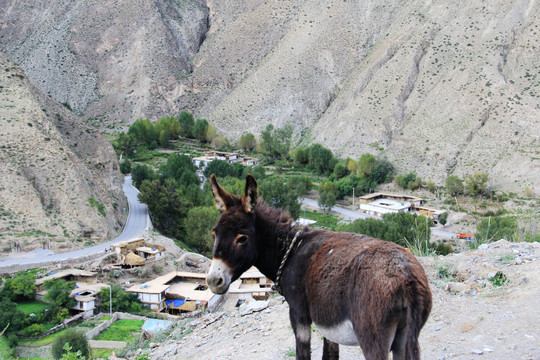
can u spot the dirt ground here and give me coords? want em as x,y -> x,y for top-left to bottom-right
145,240 -> 540,360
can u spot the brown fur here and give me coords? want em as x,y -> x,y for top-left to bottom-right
207,175 -> 432,360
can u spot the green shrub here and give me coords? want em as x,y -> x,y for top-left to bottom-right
51,329 -> 90,360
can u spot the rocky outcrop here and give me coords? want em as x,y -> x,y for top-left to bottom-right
0,53 -> 126,252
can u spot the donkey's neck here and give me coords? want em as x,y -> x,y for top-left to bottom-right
253,203 -> 297,281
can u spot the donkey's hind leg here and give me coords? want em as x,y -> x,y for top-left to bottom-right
322,338 -> 339,360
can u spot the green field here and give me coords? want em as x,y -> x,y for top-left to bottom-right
16,301 -> 50,315
301,210 -> 341,231
96,319 -> 145,342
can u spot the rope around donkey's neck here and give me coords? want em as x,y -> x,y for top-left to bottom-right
273,230 -> 302,295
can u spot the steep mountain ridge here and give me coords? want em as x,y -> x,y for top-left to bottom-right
0,53 -> 126,252
0,0 -> 538,194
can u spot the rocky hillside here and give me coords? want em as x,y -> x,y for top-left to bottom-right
0,0 -> 209,123
0,53 -> 126,253
1,0 -> 538,195
146,240 -> 540,360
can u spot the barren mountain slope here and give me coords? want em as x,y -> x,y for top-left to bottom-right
0,0 -> 209,124
0,53 -> 126,253
1,0 -> 538,195
194,0 -> 539,195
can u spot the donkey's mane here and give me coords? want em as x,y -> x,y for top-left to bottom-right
254,200 -> 299,242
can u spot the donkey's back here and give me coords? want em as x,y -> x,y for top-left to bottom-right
304,232 -> 432,360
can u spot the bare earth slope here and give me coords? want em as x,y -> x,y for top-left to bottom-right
0,53 -> 126,253
1,0 -> 538,194
193,0 -> 539,195
147,240 -> 540,360
0,0 -> 209,124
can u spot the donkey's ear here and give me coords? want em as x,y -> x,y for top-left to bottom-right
210,174 -> 236,211
243,174 -> 258,214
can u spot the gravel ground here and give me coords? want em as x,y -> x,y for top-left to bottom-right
144,240 -> 540,360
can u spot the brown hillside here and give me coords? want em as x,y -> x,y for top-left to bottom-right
0,53 -> 126,253
0,0 -> 538,194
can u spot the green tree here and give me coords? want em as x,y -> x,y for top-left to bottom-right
426,180 -> 437,193
287,176 -> 312,197
43,279 -> 76,310
465,171 -> 489,196
332,161 -> 348,179
51,329 -> 90,360
475,216 -> 517,243
128,118 -> 157,145
293,146 -> 309,165
4,272 -> 36,301
139,179 -> 189,239
178,111 -> 194,138
357,153 -> 376,178
97,284 -> 141,314
258,178 -> 301,218
194,119 -> 209,142
260,124 -> 293,160
318,181 -> 337,213
113,133 -> 137,156
131,164 -> 155,188
205,126 -> 217,143
445,175 -> 464,196
203,160 -> 243,179
160,153 -> 198,187
371,157 -> 395,184
341,212 -> 432,248
0,298 -> 27,335
238,133 -> 257,152
308,144 -> 336,174
158,129 -> 170,148
185,206 -> 220,255
120,159 -> 132,175
335,177 -> 355,199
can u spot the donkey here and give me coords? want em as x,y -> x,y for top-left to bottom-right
206,174 -> 432,360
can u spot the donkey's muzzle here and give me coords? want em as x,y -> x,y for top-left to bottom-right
206,259 -> 232,294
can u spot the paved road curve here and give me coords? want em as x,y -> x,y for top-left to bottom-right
0,176 -> 149,269
300,198 -> 456,238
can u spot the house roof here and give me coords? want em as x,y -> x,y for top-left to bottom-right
136,246 -> 161,254
125,252 -> 145,266
36,269 -> 97,286
167,282 -> 214,302
126,271 -> 208,295
359,192 -> 423,203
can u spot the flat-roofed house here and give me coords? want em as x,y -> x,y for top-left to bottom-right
126,271 -> 219,313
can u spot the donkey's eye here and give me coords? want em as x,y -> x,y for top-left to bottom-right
236,235 -> 248,245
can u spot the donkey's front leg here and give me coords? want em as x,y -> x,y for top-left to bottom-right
289,309 -> 312,359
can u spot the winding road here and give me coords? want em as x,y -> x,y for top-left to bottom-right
0,176 -> 149,271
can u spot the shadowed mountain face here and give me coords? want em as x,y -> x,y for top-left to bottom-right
1,0 -> 538,194
0,53 -> 126,252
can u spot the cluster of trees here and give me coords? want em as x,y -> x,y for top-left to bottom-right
133,152 -> 308,255
475,216 -> 518,243
0,273 -> 77,347
113,111 -> 216,156
394,172 -> 423,191
340,212 -> 441,254
0,271 -> 35,346
445,172 -> 489,197
97,284 -> 141,314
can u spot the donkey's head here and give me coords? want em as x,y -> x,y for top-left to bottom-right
206,174 -> 259,294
